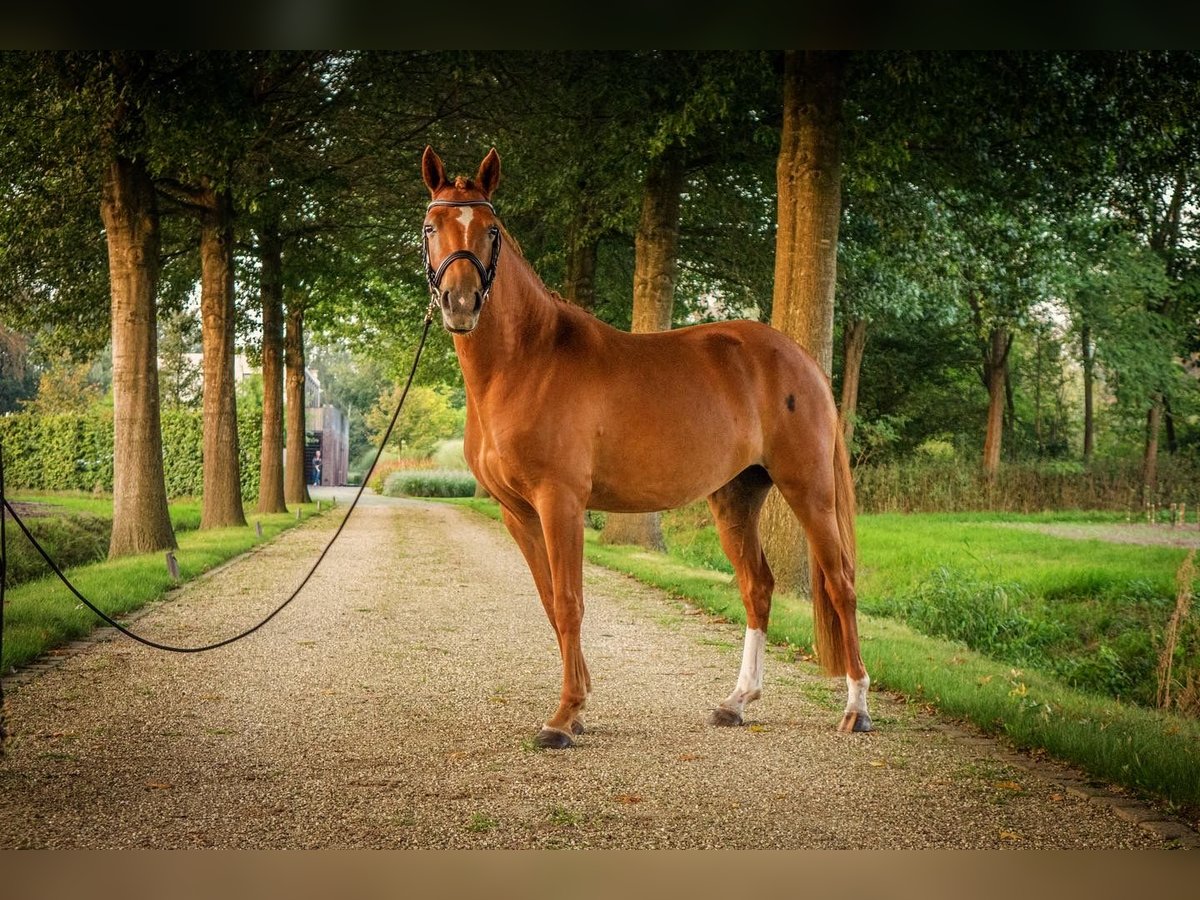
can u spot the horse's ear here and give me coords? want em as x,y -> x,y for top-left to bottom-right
476,148 -> 501,197
422,146 -> 447,196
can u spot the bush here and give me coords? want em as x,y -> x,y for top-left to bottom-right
367,457 -> 434,494
382,469 -> 477,498
0,406 -> 263,500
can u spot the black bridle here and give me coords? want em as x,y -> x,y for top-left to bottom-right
422,199 -> 503,306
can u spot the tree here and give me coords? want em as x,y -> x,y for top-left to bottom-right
759,50 -> 847,594
365,384 -> 463,460
255,220 -> 287,513
158,308 -> 201,409
195,182 -> 246,528
0,53 -> 179,556
284,296 -> 311,505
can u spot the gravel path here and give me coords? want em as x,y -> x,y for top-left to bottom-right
0,500 -> 1182,848
1002,521 -> 1200,548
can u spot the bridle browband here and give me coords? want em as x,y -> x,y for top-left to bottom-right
422,199 -> 503,307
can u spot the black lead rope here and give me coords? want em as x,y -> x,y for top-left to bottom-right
0,310 -> 435,750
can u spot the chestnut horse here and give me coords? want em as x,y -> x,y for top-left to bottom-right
421,146 -> 870,749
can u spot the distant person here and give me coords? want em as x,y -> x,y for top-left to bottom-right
312,449 -> 322,487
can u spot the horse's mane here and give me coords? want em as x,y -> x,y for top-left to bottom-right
497,220 -> 575,308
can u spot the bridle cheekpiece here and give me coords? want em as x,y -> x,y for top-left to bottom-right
423,199 -> 503,309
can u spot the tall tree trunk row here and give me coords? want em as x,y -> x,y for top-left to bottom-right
102,155 -> 177,557
256,223 -> 287,514
284,299 -> 311,506
198,184 -> 247,529
981,325 -> 1011,479
760,50 -> 846,596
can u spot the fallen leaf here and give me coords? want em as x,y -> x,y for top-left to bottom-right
678,753 -> 701,762
869,759 -> 887,768
999,830 -> 1023,842
748,724 -> 771,733
977,675 -> 994,685
1050,793 -> 1064,802
993,780 -> 1023,792
615,794 -> 642,804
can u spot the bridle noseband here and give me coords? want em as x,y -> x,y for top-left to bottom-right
423,199 -> 503,307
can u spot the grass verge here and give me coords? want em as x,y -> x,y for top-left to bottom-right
445,497 -> 1200,819
1,499 -> 327,671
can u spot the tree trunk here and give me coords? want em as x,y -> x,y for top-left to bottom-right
256,224 -> 287,514
1143,395 -> 1162,502
285,299 -> 311,505
1164,396 -> 1178,455
840,317 -> 868,448
760,50 -> 846,596
564,213 -> 599,312
1082,322 -> 1094,463
101,155 -> 177,557
982,326 -> 1010,479
600,144 -> 685,551
198,185 -> 247,529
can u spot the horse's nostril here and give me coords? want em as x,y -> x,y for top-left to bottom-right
441,290 -> 452,311
472,292 -> 483,314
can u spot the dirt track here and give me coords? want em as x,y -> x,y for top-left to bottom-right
0,498 -> 1187,848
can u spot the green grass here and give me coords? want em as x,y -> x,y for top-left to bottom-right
1,498 -> 326,671
444,498 -> 1200,817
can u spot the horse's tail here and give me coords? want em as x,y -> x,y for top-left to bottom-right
809,420 -> 857,677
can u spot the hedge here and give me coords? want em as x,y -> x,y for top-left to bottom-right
0,407 -> 262,500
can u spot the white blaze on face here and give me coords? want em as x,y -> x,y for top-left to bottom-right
456,206 -> 475,233
722,627 -> 766,714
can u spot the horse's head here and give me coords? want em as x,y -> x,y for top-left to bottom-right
421,146 -> 503,334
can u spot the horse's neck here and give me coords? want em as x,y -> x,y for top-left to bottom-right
453,257 -> 559,394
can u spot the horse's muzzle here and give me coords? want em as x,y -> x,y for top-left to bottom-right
440,288 -> 483,334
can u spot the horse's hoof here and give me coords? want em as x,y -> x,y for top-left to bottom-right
534,727 -> 575,749
709,706 -> 744,727
570,719 -> 585,736
837,711 -> 873,733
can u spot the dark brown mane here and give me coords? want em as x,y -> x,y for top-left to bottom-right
495,222 -> 577,309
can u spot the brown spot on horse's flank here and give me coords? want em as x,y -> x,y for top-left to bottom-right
786,394 -> 796,412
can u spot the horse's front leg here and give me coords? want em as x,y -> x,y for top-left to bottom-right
532,494 -> 589,750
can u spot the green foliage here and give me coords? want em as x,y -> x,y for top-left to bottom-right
0,406 -> 261,499
382,469 -> 476,498
365,384 -> 464,459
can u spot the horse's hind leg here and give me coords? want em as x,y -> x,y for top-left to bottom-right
770,472 -> 872,733
706,466 -> 775,727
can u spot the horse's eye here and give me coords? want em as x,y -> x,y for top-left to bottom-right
423,224 -> 435,235
488,226 -> 499,239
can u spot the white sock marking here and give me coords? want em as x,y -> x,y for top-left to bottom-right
722,628 -> 765,714
846,672 -> 870,715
